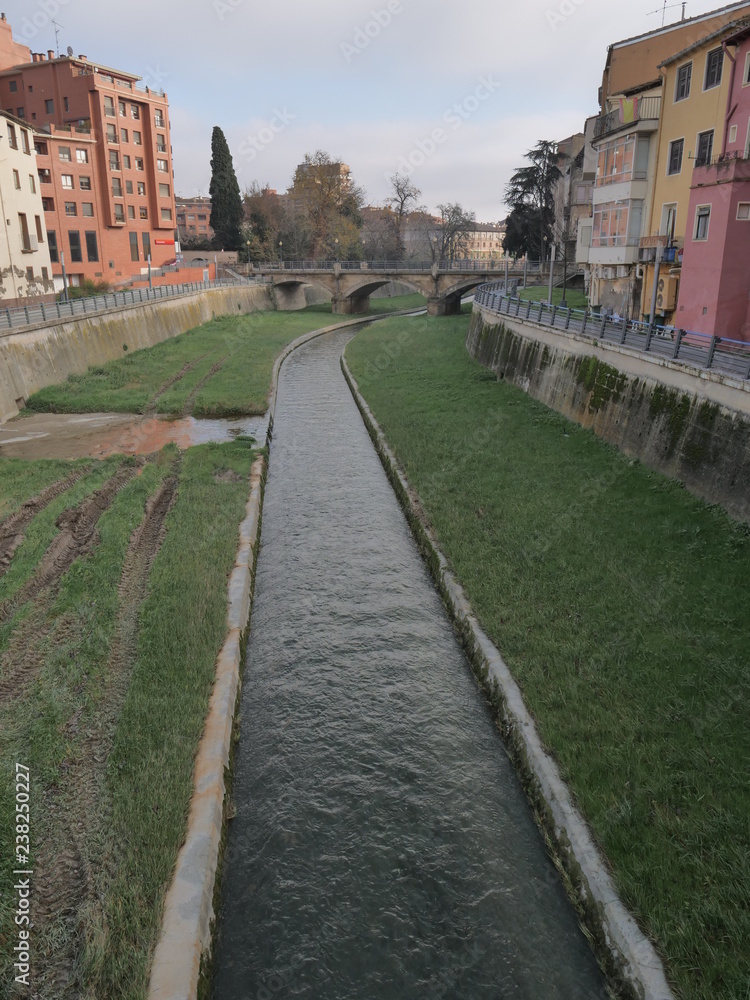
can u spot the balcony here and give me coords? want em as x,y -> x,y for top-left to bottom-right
593,96 -> 661,141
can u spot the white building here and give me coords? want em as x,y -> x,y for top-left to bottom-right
0,112 -> 54,306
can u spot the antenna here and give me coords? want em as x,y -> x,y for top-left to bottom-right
647,1 -> 687,25
51,19 -> 63,57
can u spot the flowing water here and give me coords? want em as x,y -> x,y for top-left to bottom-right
212,328 -> 610,999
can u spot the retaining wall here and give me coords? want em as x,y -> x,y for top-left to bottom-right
0,284 -> 274,422
468,306 -> 750,523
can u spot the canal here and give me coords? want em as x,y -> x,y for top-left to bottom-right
211,326 -> 610,999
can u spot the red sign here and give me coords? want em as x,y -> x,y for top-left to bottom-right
154,239 -> 175,245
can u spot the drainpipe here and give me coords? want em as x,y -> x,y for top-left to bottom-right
648,248 -> 662,331
721,41 -> 738,155
547,243 -> 555,304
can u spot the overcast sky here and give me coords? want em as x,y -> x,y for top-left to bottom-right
0,0 -> 733,220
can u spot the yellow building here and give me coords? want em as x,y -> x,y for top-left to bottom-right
639,21 -> 742,323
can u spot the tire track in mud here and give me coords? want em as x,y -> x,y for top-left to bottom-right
0,468 -> 90,578
0,463 -> 142,700
31,463 -> 180,998
145,352 -> 213,412
182,356 -> 228,415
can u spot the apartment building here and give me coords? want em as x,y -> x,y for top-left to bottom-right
675,21 -> 750,340
176,196 -> 213,244
0,110 -> 53,305
465,222 -> 505,260
0,15 -> 176,289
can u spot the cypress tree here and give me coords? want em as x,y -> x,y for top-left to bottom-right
208,126 -> 243,250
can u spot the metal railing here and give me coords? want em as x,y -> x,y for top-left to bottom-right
474,283 -> 750,382
593,96 -> 661,139
250,259 -> 542,274
0,277 -> 253,335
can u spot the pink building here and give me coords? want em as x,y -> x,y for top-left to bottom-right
676,21 -> 750,341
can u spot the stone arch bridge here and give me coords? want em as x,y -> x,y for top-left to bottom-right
250,260 -> 541,316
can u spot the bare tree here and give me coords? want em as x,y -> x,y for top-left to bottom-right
386,174 -> 423,259
435,203 -> 476,263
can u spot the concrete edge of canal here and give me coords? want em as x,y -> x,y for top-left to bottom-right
340,350 -> 676,1000
146,310 -> 424,1000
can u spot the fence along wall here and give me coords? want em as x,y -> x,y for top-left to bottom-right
0,284 -> 274,422
467,306 -> 750,524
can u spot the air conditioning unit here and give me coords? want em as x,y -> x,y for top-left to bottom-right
655,274 -> 678,312
636,264 -> 645,279
616,265 -> 629,278
638,246 -> 657,263
602,266 -> 616,280
29,235 -> 38,252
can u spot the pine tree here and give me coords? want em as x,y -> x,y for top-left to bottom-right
208,126 -> 243,251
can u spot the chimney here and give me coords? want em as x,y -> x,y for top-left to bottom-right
1,14 -> 6,21
78,54 -> 87,61
48,49 -> 54,60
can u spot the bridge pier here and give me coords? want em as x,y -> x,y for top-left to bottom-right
427,295 -> 462,317
332,295 -> 370,315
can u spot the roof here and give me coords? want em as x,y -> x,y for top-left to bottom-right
0,54 -> 140,84
610,0 -> 750,50
658,17 -> 750,65
722,17 -> 750,42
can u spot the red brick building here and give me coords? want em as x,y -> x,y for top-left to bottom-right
0,14 -> 177,289
176,196 -> 213,244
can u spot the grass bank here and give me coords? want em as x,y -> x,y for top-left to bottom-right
24,298 -> 425,419
0,440 -> 256,998
519,285 -> 588,309
345,314 -> 750,1000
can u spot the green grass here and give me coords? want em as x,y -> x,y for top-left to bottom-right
345,315 -> 750,1000
368,292 -> 426,313
0,442 -> 256,998
519,285 -> 588,310
24,311 -> 336,418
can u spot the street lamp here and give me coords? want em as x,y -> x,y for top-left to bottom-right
278,241 -> 283,266
334,238 -> 339,262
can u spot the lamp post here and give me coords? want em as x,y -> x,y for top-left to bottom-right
334,238 -> 339,262
278,241 -> 283,267
547,243 -> 556,305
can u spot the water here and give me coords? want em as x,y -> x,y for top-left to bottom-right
212,329 -> 609,999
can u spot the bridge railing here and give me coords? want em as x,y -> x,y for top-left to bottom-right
251,259 -> 544,273
0,277 -> 254,335
474,283 -> 750,381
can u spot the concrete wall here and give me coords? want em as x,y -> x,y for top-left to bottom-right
0,283 -> 274,422
467,306 -> 750,523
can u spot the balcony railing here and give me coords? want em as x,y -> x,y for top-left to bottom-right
593,96 -> 661,140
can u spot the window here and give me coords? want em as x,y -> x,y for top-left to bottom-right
668,138 -> 684,175
59,146 -> 72,161
112,178 -> 123,197
705,48 -> 723,90
65,202 -> 77,216
675,63 -> 692,101
7,123 -> 17,148
135,157 -> 144,171
48,231 -> 58,262
156,133 -> 167,152
64,96 -> 69,112
109,151 -> 120,171
35,216 -> 44,242
729,124 -> 738,144
745,51 -> 750,85
42,267 -> 48,281
129,231 -> 139,261
34,140 -> 48,155
126,180 -> 134,194
61,174 -> 74,189
9,79 -> 17,92
12,169 -> 20,190
592,201 -> 630,247
76,148 -> 88,163
79,176 -> 91,190
142,232 -> 151,260
16,108 -> 24,118
82,203 -> 94,217
21,129 -> 29,154
187,214 -> 195,221
128,205 -> 135,219
154,111 -> 165,127
122,154 -> 131,169
118,100 -> 126,117
661,203 -> 677,242
106,123 -> 118,143
85,231 -> 98,262
140,206 -> 148,220
114,204 -> 125,223
159,183 -> 170,197
694,205 -> 710,240
696,130 -> 714,167
157,158 -> 168,172
28,174 -> 35,193
42,197 -> 54,212
736,202 -> 750,220
133,130 -> 142,145
18,213 -> 32,252
161,207 -> 173,221
26,266 -> 34,282
137,181 -> 146,196
38,168 -> 51,184
121,127 -> 128,143
130,104 -> 140,119
69,230 -> 83,262
104,96 -> 115,116
45,98 -> 54,114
